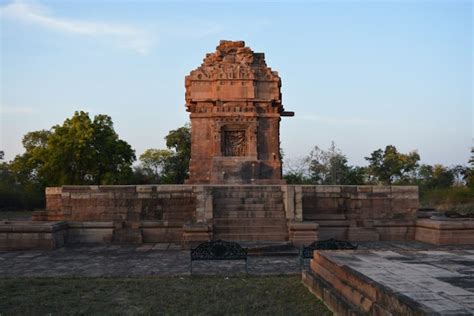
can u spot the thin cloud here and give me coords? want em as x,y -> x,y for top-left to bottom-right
0,0 -> 152,54
0,105 -> 37,115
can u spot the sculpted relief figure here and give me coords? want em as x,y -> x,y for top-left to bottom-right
224,131 -> 247,157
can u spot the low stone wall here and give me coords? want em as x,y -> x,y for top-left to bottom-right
44,185 -> 197,222
33,184 -> 420,245
415,218 -> 474,245
294,185 -> 419,241
0,221 -> 68,250
67,221 -> 114,243
39,185 -> 198,244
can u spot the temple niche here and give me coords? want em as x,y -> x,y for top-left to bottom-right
185,40 -> 293,184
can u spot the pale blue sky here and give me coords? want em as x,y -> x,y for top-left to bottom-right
1,0 -> 472,167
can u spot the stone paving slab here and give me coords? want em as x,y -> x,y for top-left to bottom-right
1,241 -> 473,282
321,249 -> 474,314
0,244 -> 301,277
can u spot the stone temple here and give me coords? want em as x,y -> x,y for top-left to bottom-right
6,39 -> 465,252
2,40 -> 474,316
185,40 -> 293,184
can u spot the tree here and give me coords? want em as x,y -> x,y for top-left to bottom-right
417,164 -> 455,189
9,130 -> 51,185
365,145 -> 420,184
11,111 -> 135,186
306,142 -> 365,185
0,150 -> 44,210
136,123 -> 191,184
468,147 -> 474,187
139,149 -> 173,183
161,124 -> 191,184
283,157 -> 312,184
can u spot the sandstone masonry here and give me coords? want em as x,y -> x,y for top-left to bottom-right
185,40 -> 293,184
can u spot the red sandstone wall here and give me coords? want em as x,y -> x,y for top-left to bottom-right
300,185 -> 418,241
44,185 -> 196,243
45,185 -> 195,222
43,184 -> 419,243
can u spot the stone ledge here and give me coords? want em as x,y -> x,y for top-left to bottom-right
417,218 -> 474,230
288,221 -> 319,247
67,221 -> 114,228
0,221 -> 67,250
306,250 -> 463,315
302,269 -> 364,316
288,221 -> 319,231
415,219 -> 474,245
0,221 -> 68,233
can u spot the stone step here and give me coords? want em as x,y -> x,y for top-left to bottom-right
213,218 -> 287,226
213,225 -> 287,234
213,211 -> 286,218
213,197 -> 283,205
112,229 -> 142,244
306,214 -> 347,220
213,192 -> 283,199
214,204 -> 284,212
213,186 -> 282,192
213,233 -> 288,242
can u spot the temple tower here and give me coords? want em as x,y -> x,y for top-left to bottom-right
185,40 -> 293,184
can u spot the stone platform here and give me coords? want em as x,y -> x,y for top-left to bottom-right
303,248 -> 474,315
416,218 -> 474,245
0,244 -> 301,277
31,184 -> 419,246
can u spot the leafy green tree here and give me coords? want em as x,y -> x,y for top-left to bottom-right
161,124 -> 191,184
0,150 -> 44,210
468,147 -> 474,187
365,145 -> 420,184
9,130 -> 51,185
136,124 -> 191,184
417,164 -> 455,189
283,157 -> 312,184
307,142 -> 365,185
11,111 -> 135,186
139,149 -> 173,183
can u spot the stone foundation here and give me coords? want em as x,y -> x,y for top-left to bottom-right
0,184 -> 422,250
415,218 -> 474,245
0,221 -> 68,250
297,185 -> 419,242
303,249 -> 474,315
288,221 -> 319,246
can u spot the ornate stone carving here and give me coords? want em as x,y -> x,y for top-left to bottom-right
185,40 -> 293,184
223,130 -> 246,156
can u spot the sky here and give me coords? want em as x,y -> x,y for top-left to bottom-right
0,0 -> 472,167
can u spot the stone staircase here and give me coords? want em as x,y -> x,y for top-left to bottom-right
112,221 -> 143,244
212,186 -> 288,242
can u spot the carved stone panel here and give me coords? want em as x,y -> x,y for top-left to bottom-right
223,130 -> 246,156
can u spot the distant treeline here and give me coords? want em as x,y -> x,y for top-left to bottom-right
1,111 -> 473,211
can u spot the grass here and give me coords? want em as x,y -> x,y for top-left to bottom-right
0,275 -> 331,315
420,186 -> 474,216
0,210 -> 33,220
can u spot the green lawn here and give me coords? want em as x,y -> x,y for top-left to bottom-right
0,275 -> 331,315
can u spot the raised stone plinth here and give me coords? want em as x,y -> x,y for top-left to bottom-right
15,184 -> 423,248
416,218 -> 474,245
0,221 -> 68,250
303,249 -> 474,315
300,185 -> 419,242
288,221 -> 319,246
181,223 -> 213,249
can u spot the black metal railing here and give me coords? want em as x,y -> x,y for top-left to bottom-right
190,240 -> 248,274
